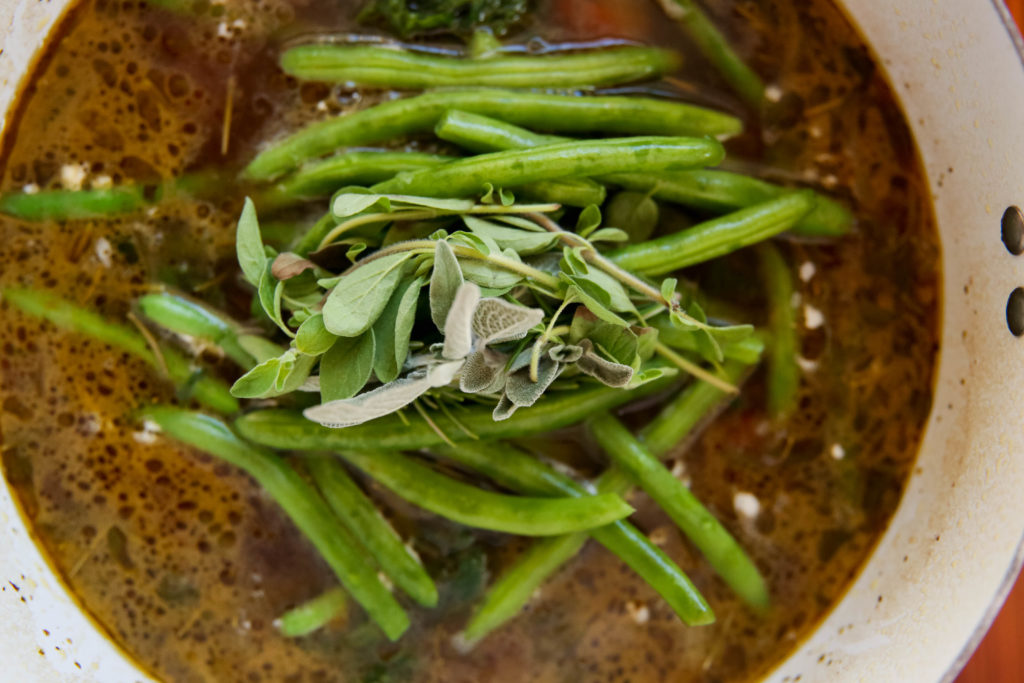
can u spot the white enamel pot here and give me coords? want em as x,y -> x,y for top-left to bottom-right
2,1 -> 1024,681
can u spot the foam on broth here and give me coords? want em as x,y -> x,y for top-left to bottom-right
0,0 -> 939,680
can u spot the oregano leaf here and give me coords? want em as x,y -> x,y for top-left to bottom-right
372,275 -> 425,383
575,204 -> 602,238
294,313 -> 336,356
320,331 -> 376,402
236,197 -> 265,287
322,252 -> 413,337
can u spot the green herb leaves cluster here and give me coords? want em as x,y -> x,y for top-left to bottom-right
229,193 -> 759,426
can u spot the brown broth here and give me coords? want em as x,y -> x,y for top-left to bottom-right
0,0 -> 940,681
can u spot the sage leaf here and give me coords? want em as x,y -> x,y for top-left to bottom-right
236,197 -> 265,287
472,297 -> 544,347
271,252 -> 316,280
320,331 -> 376,402
548,344 -> 584,363
460,259 -> 524,290
463,216 -> 559,255
305,359 -> 463,428
372,275 -> 425,383
576,339 -> 633,387
430,240 -> 463,332
492,393 -> 518,421
505,356 -> 562,407
460,349 -> 508,394
295,313 -> 336,356
322,252 -> 413,337
442,282 -> 481,361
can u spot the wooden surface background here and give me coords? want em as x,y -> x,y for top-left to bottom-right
954,6 -> 1023,682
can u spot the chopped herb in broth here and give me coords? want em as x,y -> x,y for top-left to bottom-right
0,0 -> 939,682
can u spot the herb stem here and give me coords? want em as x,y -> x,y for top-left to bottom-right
654,341 -> 736,393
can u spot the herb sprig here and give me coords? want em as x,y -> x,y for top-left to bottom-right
231,189 -> 757,428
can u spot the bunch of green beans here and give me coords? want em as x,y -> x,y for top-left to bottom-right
460,361 -> 763,643
142,407 -> 411,640
243,89 -> 742,180
434,109 -> 851,237
280,44 -> 680,89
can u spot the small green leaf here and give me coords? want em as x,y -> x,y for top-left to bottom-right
449,231 -> 491,257
372,276 -> 425,383
605,190 -> 658,242
460,258 -> 524,290
346,243 -> 367,261
333,193 -> 390,218
575,204 -> 602,238
430,240 -> 464,332
587,228 -> 629,244
626,365 -> 678,389
493,214 -> 546,232
580,268 -> 637,314
231,349 -> 316,398
322,252 -> 413,337
565,282 -> 628,326
295,313 -> 337,355
634,326 -> 659,362
559,246 -> 589,275
660,277 -> 678,304
389,195 -> 476,211
462,216 -> 559,255
237,198 -> 265,287
320,331 -> 376,402
257,259 -> 294,337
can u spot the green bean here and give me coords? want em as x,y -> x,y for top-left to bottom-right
655,0 -> 764,108
0,186 -> 148,221
434,112 -> 605,207
141,407 -> 410,640
234,375 -> 674,451
4,288 -> 238,414
461,362 -> 751,641
138,292 -> 262,369
434,110 -> 850,236
243,89 -> 742,180
607,192 -> 815,276
588,412 -> 769,610
757,243 -> 799,418
277,587 -> 348,637
438,442 -> 712,645
305,455 -> 438,607
461,532 -> 588,646
642,361 -> 752,455
281,44 -> 680,89
603,170 -> 851,237
253,151 -> 454,212
371,137 -> 724,198
434,110 -> 565,153
516,178 -> 607,208
335,449 -> 633,536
